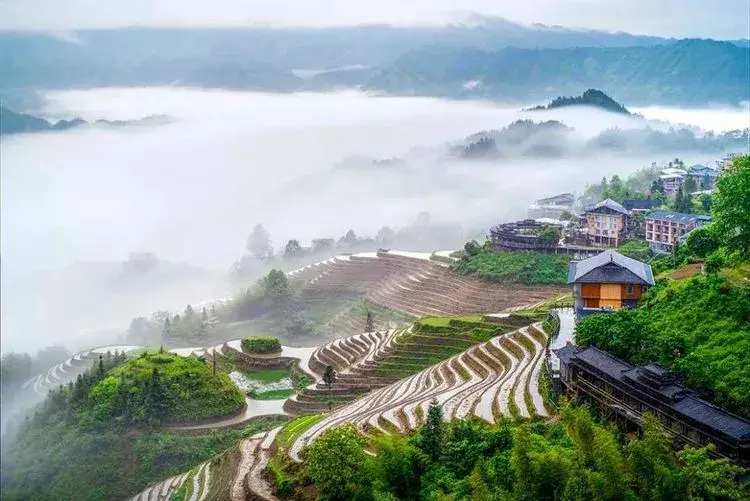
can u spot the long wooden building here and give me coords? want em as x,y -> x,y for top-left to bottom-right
554,345 -> 750,466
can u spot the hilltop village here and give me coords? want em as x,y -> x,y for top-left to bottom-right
2,154 -> 749,501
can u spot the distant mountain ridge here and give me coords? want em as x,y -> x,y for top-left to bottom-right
364,39 -> 749,105
0,28 -> 747,106
528,89 -> 631,114
0,105 -> 173,136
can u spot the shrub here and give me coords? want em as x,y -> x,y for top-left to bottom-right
241,336 -> 282,354
703,250 -> 725,274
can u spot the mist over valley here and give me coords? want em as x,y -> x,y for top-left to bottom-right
2,87 -> 747,355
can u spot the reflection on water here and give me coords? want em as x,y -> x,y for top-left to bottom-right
549,307 -> 576,350
169,397 -> 287,431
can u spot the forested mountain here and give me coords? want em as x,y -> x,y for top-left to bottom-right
0,105 -> 173,136
529,89 -> 631,114
452,119 -> 749,160
0,18 -> 671,80
365,39 -> 750,104
1,27 -> 747,105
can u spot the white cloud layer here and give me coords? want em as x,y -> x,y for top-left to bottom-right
0,0 -> 748,38
2,87 -> 745,354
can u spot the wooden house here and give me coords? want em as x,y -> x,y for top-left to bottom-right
568,249 -> 654,318
554,345 -> 750,466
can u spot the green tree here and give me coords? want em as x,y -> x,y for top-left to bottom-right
246,224 -> 272,260
677,446 -> 746,501
538,226 -> 561,247
416,398 -> 444,462
376,226 -> 396,247
700,194 -> 712,214
712,155 -> 750,257
261,269 -> 291,300
463,240 -> 481,257
626,413 -> 681,499
674,186 -> 692,213
365,311 -> 374,333
305,425 -> 367,500
323,365 -> 336,390
145,367 -> 169,424
369,435 -> 420,500
184,304 -> 194,316
559,210 -> 574,221
683,175 -> 698,195
339,229 -> 359,248
283,239 -> 303,259
685,226 -> 719,258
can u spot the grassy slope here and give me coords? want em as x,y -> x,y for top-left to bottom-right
374,315 -> 535,378
452,250 -> 571,284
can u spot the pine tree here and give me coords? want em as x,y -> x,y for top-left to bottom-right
421,398 -> 444,461
145,368 -> 169,423
185,304 -> 194,316
201,307 -> 208,322
323,365 -> 336,390
96,355 -> 105,381
364,311 -> 374,333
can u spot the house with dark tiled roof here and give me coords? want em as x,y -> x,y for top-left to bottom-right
554,345 -> 750,466
583,199 -> 631,247
568,249 -> 654,318
645,210 -> 711,252
687,165 -> 719,190
622,199 -> 661,213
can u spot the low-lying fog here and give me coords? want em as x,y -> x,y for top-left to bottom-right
2,87 -> 747,355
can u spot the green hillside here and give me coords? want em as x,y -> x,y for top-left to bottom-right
90,351 -> 245,423
453,248 -> 571,284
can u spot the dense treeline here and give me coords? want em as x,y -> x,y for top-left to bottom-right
529,89 -> 631,114
287,402 -> 746,500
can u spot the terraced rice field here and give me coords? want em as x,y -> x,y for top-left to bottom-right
23,345 -> 141,398
128,427 -> 283,501
290,252 -> 566,317
289,323 -> 550,461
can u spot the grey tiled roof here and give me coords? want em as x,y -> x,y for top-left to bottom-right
622,199 -> 661,211
646,211 -> 711,225
568,249 -> 655,285
560,346 -> 750,441
585,198 -> 631,216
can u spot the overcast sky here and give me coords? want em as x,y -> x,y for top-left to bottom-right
0,0 -> 748,38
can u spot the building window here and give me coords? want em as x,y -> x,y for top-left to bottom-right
626,284 -> 634,294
